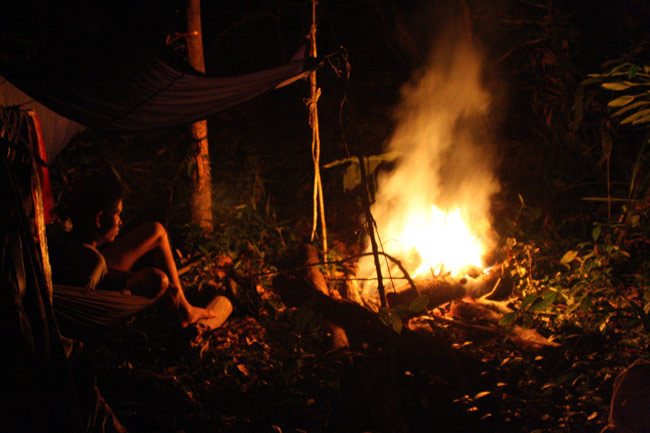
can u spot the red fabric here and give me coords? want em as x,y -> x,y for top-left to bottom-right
27,110 -> 54,224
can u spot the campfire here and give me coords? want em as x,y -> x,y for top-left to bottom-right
356,33 -> 499,309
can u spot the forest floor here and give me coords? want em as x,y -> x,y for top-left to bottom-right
83,259 -> 641,433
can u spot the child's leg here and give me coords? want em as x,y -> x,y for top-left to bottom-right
102,221 -> 182,288
125,268 -> 169,299
103,221 -> 219,326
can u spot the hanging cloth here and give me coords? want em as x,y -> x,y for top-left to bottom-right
0,46 -> 311,133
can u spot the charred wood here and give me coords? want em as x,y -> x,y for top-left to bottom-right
387,265 -> 513,310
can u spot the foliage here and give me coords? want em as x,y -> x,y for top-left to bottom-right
447,191 -> 644,431
591,62 -> 650,126
582,60 -> 650,201
500,195 -> 650,337
378,295 -> 430,334
323,151 -> 401,195
175,163 -> 301,303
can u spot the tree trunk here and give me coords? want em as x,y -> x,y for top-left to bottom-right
186,0 -> 213,231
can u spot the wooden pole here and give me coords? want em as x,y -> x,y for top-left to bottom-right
308,0 -> 327,253
186,0 -> 214,231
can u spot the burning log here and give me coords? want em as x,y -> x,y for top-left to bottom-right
382,266 -> 558,352
386,264 -> 512,310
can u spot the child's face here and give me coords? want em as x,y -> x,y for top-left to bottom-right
99,200 -> 123,244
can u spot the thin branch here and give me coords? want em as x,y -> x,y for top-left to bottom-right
357,154 -> 385,307
266,251 -> 417,297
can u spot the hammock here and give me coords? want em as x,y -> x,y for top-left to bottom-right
53,285 -> 159,332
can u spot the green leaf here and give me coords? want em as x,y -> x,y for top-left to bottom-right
602,82 -> 630,91
592,225 -> 602,241
409,295 -> 431,314
560,250 -> 579,264
606,62 -> 633,75
579,296 -> 593,313
621,108 -> 650,125
342,163 -> 362,192
612,101 -> 650,117
499,312 -> 516,326
522,293 -> 540,310
388,314 -> 403,334
390,304 -> 410,318
528,291 -> 557,312
628,64 -> 640,79
608,94 -> 635,107
378,307 -> 390,326
337,152 -> 404,192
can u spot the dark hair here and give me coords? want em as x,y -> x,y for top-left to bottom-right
55,174 -> 126,240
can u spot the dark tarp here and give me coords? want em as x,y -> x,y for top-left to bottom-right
0,46 -> 310,134
0,78 -> 84,162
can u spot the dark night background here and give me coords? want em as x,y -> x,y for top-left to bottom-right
2,1 -> 650,432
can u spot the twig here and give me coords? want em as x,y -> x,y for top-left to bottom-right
356,154 -> 385,307
178,253 -> 205,276
249,251 -> 418,295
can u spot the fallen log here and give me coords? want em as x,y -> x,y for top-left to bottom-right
448,300 -> 560,352
272,246 -> 480,432
386,267 -> 558,353
300,245 -> 352,355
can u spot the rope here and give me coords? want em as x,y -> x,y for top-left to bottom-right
308,0 -> 327,253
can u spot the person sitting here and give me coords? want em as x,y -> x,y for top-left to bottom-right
49,173 -> 230,329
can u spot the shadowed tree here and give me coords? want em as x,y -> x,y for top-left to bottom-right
186,0 -> 213,232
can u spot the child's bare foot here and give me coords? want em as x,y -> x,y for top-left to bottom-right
180,304 -> 216,327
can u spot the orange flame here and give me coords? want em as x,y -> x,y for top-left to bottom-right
407,206 -> 484,278
356,31 -> 499,307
